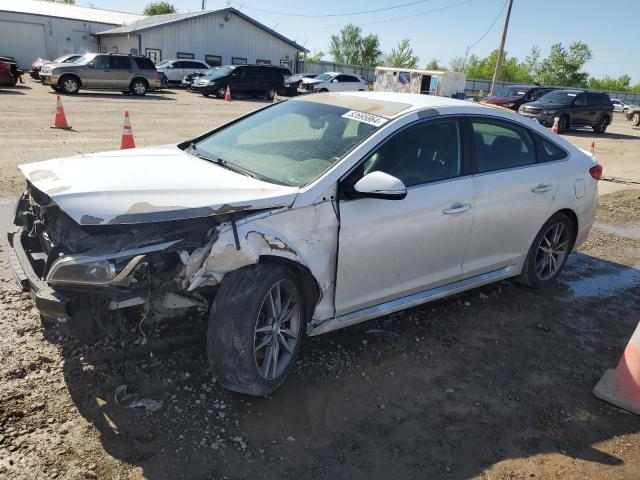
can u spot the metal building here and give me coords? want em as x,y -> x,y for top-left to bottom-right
0,0 -> 142,69
95,8 -> 306,72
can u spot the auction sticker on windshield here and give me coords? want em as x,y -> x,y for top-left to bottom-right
342,110 -> 389,127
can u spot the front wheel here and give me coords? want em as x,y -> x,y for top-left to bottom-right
207,264 -> 306,396
631,113 -> 640,127
59,75 -> 80,94
592,116 -> 609,134
517,212 -> 575,288
216,86 -> 227,98
557,115 -> 569,133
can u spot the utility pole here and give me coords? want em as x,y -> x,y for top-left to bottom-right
489,0 -> 513,95
201,0 -> 206,10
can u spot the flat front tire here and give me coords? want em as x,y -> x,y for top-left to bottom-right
207,264 -> 306,396
517,212 -> 575,288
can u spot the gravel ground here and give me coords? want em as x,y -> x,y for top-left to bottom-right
0,82 -> 639,479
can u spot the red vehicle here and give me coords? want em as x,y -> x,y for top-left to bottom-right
29,57 -> 52,79
481,84 -> 553,111
0,56 -> 23,87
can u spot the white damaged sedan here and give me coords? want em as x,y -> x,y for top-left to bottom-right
9,92 -> 600,395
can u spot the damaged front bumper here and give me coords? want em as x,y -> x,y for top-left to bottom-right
8,227 -> 72,319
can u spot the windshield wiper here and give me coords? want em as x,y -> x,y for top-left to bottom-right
188,144 -> 257,179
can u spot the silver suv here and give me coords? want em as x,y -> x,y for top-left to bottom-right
39,53 -> 161,96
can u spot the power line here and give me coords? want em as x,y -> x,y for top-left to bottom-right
467,0 -> 507,53
242,0 -> 436,18
360,0 -> 477,26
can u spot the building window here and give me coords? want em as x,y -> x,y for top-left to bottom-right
205,55 -> 222,67
256,59 -> 271,65
145,48 -> 161,63
130,48 -> 138,55
280,59 -> 292,68
176,52 -> 195,59
232,57 -> 247,65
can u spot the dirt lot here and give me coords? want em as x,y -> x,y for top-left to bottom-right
0,82 -> 639,480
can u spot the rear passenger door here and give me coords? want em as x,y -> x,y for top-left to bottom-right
110,56 -> 133,90
461,117 -> 560,277
571,93 -> 589,125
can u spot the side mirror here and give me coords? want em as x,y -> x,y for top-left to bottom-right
87,62 -> 95,68
332,79 -> 338,83
352,171 -> 407,200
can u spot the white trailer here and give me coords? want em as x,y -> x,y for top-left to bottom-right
374,67 -> 466,98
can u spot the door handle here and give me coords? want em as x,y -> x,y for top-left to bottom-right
443,203 -> 472,214
531,184 -> 552,193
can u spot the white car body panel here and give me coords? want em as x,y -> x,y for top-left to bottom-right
157,60 -> 210,82
16,92 -> 599,335
299,72 -> 368,93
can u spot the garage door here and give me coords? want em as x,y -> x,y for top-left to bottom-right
0,20 -> 46,69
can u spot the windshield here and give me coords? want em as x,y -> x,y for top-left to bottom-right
314,73 -> 335,82
193,99 -> 380,186
495,86 -> 528,97
71,54 -> 94,66
537,90 -> 577,105
206,65 -> 235,79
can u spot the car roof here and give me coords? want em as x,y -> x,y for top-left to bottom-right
294,91 -> 488,118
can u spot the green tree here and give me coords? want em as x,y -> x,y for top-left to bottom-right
424,58 -> 442,71
329,24 -> 381,66
448,56 -> 466,72
465,49 -> 525,82
587,74 -> 632,91
384,40 -> 419,68
306,50 -> 325,64
143,1 -> 176,15
534,42 -> 592,87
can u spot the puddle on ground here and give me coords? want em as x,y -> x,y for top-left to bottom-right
561,253 -> 640,299
593,222 -> 640,240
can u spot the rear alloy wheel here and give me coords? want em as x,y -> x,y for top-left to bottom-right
593,116 -> 608,134
59,76 -> 79,94
631,113 -> 640,127
207,264 -> 306,395
130,79 -> 147,96
517,212 -> 575,288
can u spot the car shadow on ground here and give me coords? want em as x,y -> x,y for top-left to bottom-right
48,252 -> 640,479
45,91 -> 176,101
0,89 -> 27,95
566,129 -> 639,141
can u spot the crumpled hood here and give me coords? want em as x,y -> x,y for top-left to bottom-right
301,77 -> 323,85
19,145 -> 299,226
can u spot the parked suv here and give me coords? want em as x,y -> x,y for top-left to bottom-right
191,64 -> 284,99
298,72 -> 368,94
155,59 -> 211,84
39,53 -> 161,96
518,90 -> 613,133
481,84 -> 553,111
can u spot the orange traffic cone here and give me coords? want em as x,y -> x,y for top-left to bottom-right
51,95 -> 71,129
588,141 -> 596,155
224,85 -> 232,102
594,322 -> 640,415
550,116 -> 559,134
273,91 -> 280,104
120,111 -> 135,149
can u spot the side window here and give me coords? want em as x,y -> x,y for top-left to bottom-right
574,93 -> 587,106
586,93 -> 599,106
362,119 -> 462,187
535,134 -> 568,162
471,120 -> 535,173
110,56 -> 131,70
134,57 -> 156,70
336,75 -> 352,83
92,55 -> 109,69
172,61 -> 187,68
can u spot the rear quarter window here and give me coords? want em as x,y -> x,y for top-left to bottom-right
135,57 -> 156,70
534,134 -> 568,162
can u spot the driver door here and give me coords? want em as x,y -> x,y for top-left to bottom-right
86,55 -> 112,88
335,117 -> 475,316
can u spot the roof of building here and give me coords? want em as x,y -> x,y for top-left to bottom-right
0,0 -> 143,25
94,7 -> 307,52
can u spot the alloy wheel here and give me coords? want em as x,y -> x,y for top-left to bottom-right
63,78 -> 78,93
535,223 -> 569,281
133,81 -> 146,95
254,279 -> 301,381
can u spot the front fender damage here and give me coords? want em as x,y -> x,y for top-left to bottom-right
187,201 -> 339,322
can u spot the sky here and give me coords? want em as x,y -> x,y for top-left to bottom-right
85,0 -> 639,82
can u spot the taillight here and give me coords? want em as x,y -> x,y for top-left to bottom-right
0,62 -> 10,70
589,164 -> 603,181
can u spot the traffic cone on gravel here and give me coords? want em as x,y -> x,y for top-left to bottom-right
120,111 -> 135,149
589,141 -> 596,155
51,95 -> 71,129
593,322 -> 640,415
273,92 -> 280,104
224,85 -> 232,101
551,116 -> 559,134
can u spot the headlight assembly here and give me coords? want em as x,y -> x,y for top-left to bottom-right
503,102 -> 515,107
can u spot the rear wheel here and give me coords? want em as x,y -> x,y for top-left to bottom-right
130,79 -> 147,96
631,113 -> 640,127
517,212 -> 575,288
207,264 -> 306,396
59,75 -> 80,94
592,115 -> 609,133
